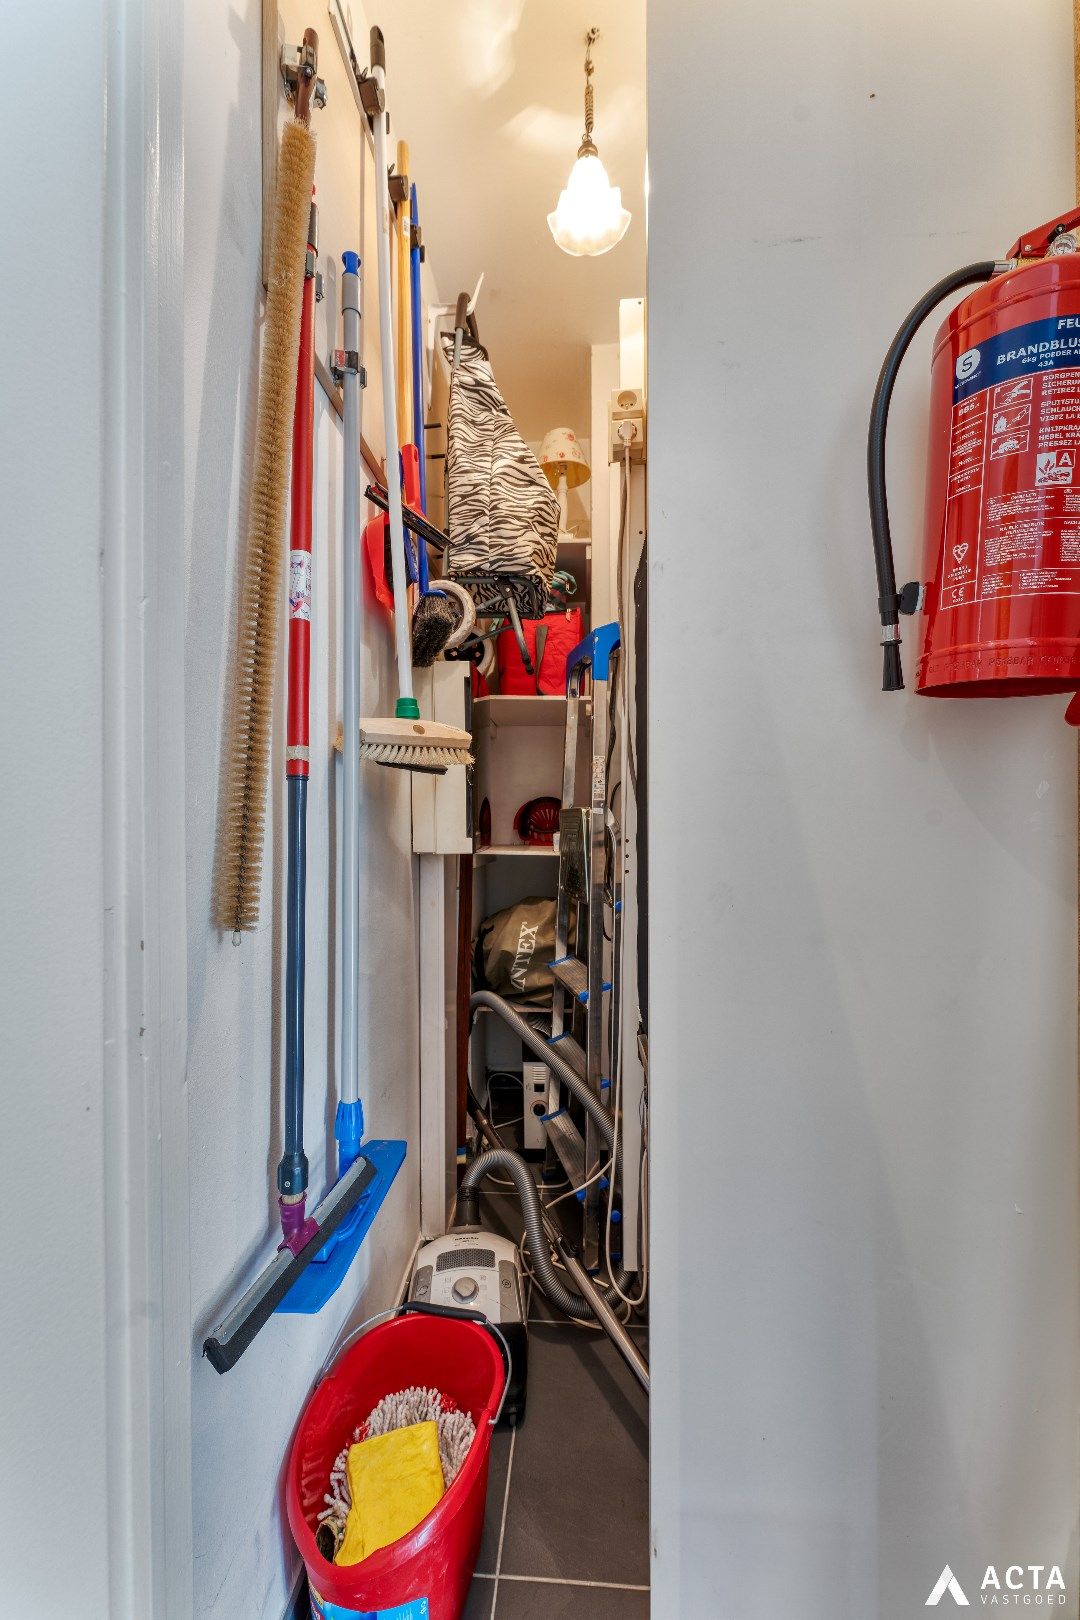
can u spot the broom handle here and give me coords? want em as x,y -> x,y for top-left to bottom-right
410,184 -> 427,516
278,199 -> 318,1207
409,182 -> 432,597
370,37 -> 415,707
340,255 -> 362,1120
396,139 -> 412,448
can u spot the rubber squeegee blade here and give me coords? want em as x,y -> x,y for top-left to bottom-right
203,1149 -> 383,1374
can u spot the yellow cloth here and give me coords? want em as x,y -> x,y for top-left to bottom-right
335,1421 -> 445,1566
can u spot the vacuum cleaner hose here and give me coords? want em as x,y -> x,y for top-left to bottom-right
462,1149 -> 636,1323
867,260 -> 998,692
469,991 -> 617,1158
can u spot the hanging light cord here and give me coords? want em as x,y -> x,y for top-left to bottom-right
579,27 -> 600,157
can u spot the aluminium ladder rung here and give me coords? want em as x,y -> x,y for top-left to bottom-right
548,1030 -> 586,1080
550,955 -> 610,1004
543,1107 -> 587,1189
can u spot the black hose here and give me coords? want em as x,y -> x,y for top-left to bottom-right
867,262 -> 998,692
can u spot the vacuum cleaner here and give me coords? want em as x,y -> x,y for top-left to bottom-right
409,1184 -> 528,1429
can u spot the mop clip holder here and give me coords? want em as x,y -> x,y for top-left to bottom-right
388,164 -> 409,208
331,348 -> 366,387
354,68 -> 384,125
280,40 -> 327,113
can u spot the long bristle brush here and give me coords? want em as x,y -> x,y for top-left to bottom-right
358,27 -> 472,776
214,30 -> 321,936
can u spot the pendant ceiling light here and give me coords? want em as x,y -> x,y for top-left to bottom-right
547,28 -> 631,257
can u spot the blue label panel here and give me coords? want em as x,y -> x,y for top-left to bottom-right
309,1591 -> 428,1620
954,313 -> 1080,403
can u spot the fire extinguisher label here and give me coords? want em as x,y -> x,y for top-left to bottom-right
940,314 -> 1080,613
953,313 -> 1080,403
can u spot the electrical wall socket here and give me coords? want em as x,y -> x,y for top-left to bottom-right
609,387 -> 646,464
523,1061 -> 551,1152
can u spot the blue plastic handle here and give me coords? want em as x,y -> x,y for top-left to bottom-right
566,622 -> 621,686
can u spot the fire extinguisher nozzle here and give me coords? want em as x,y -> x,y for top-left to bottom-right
882,643 -> 904,693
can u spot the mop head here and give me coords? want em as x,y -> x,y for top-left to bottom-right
411,592 -> 463,667
214,116 -> 316,935
412,578 -> 477,667
317,1387 -> 477,1561
359,716 -> 473,775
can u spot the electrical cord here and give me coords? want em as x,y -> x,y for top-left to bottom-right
593,442 -> 648,1308
481,1070 -> 528,1185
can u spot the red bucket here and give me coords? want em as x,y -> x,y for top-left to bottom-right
287,1308 -> 506,1620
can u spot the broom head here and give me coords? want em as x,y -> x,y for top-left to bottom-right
359,715 -> 473,775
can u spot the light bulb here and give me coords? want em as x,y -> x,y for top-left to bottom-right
547,151 -> 631,258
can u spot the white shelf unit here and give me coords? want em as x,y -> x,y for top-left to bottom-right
469,538 -> 594,1098
472,696 -> 571,850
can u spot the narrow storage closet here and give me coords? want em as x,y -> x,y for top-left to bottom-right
198,3 -> 651,1615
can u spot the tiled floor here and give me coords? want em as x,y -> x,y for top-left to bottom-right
461,1192 -> 650,1619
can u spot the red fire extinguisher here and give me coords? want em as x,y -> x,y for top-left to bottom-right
869,206 -> 1080,722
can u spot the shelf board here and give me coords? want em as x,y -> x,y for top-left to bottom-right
472,694 -> 571,728
475,843 -> 559,864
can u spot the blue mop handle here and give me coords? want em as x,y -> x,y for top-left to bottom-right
281,776 -> 308,1195
409,182 -> 431,592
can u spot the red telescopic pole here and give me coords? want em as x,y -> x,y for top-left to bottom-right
287,196 -> 317,779
278,193 -> 319,1239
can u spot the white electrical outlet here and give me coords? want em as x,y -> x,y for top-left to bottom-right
609,387 -> 646,464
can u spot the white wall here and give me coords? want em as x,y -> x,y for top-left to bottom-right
1,4 -> 111,1610
184,4 -> 423,1614
648,4 -> 1080,1618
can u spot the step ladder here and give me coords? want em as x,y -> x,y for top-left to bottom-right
546,623 -> 621,1268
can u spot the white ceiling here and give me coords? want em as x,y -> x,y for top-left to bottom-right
383,0 -> 646,443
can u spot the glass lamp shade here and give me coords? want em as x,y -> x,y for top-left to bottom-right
537,426 -> 591,490
547,151 -> 631,257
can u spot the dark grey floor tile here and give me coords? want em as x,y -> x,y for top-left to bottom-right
462,1572 -> 497,1620
476,1426 -> 513,1573
499,1323 -> 649,1585
494,1578 -> 649,1618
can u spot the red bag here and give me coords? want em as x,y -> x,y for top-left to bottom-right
497,608 -> 584,696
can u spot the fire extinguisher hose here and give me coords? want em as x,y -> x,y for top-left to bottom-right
867,261 -> 999,693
